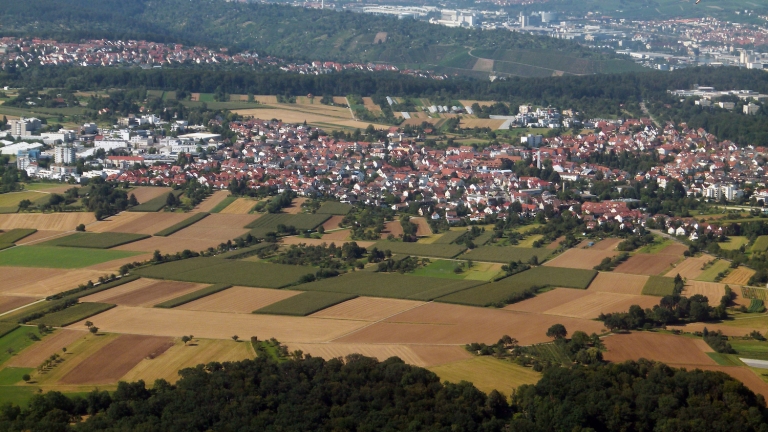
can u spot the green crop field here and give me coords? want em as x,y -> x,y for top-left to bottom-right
436,267 -> 596,306
0,229 -> 37,244
0,323 -> 19,338
0,192 -> 47,208
42,232 -> 150,249
294,271 -> 485,301
473,232 -> 494,246
461,246 -> 552,264
718,236 -> 749,251
0,246 -> 142,268
134,257 -> 316,288
410,260 -> 469,280
31,302 -> 116,327
0,326 -> 43,365
706,352 -> 743,366
731,340 -> 768,361
753,236 -> 768,252
154,213 -> 209,236
316,202 -> 353,215
373,241 -> 467,259
527,343 -> 572,365
697,260 -> 731,282
748,299 -> 766,313
210,196 -> 237,213
433,230 -> 466,244
642,276 -> 676,296
254,292 -> 357,316
245,213 -> 330,231
129,190 -> 184,212
154,284 -> 232,308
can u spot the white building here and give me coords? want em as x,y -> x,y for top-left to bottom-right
9,118 -> 41,137
54,144 -> 77,165
744,103 -> 760,115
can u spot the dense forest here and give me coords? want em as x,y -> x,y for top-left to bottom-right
0,354 -> 766,431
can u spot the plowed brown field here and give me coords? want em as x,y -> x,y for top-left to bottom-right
280,237 -> 375,248
177,287 -> 301,313
59,334 -> 174,385
1,267 -> 106,297
588,272 -> 649,295
286,343 -> 471,367
543,249 -> 617,269
335,303 -> 606,345
603,332 -> 715,366
193,190 -> 231,213
0,213 -> 96,231
311,297 -> 425,321
721,267 -> 756,285
129,187 -> 172,203
0,295 -> 36,314
321,216 -> 345,231
380,221 -> 403,239
81,278 -> 206,307
614,253 -> 680,275
68,306 -> 368,342
410,217 -> 433,237
282,197 -> 307,214
7,329 -> 87,367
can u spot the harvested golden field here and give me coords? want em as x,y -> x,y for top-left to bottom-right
543,249 -> 617,270
219,198 -> 258,214
311,297 -> 425,322
233,105 -> 388,131
542,292 -> 659,320
459,100 -> 498,108
59,334 -> 174,385
321,215 -> 345,231
380,221 -> 403,239
0,213 -> 96,231
86,253 -> 154,272
69,306 -> 369,343
459,118 -> 505,129
429,357 -> 540,395
193,190 -> 231,213
336,303 -> 605,345
1,267 -> 106,297
505,288 -> 590,313
614,253 -> 680,275
665,255 -> 713,280
122,339 -> 254,383
287,343 -> 471,368
282,197 -> 307,214
683,281 -> 749,306
128,187 -> 172,204
587,272 -> 649,295
603,332 -> 715,366
7,329 -> 87,367
81,278 -> 206,307
89,212 -> 192,234
410,217 -> 432,236
322,229 -> 351,241
721,267 -> 756,285
0,295 -> 36,314
362,97 -> 382,113
591,238 -> 622,251
177,287 -> 302,314
14,230 -> 67,245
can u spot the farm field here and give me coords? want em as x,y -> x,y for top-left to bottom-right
410,260 -> 502,281
722,267 -> 756,285
310,297 -> 425,321
409,217 -> 432,237
14,230 -> 67,245
719,236 -> 749,251
372,241 -> 466,259
664,254 -> 714,280
587,272 -> 649,295
461,246 -> 552,264
233,105 -> 389,131
128,190 -> 182,212
59,334 -> 174,385
121,339 -> 254,384
543,248 -> 617,269
89,212 -> 193,235
684,281 -> 749,306
68,306 -> 368,343
657,243 -> 689,256
177,287 -> 302,313
246,213 -> 329,232
316,202 -> 353,215
321,215 -> 345,231
338,303 -> 606,345
0,267 -> 106,297
81,278 -> 207,307
697,260 -> 732,282
279,236 -> 375,248
0,295 -> 36,314
219,198 -> 258,214
293,271 -> 484,301
282,197 -> 307,214
504,288 -> 591,313
193,190 -> 231,213
42,232 -> 149,249
642,276 -> 676,296
321,229 -> 351,241
752,235 -> 768,252
128,187 -> 173,204
538,291 -> 659,320
0,213 -> 96,231
380,221 -> 403,238
32,302 -> 116,327
0,246 -> 141,269
86,253 -> 154,272
254,292 -> 357,316
602,332 -> 715,366
0,326 -> 44,366
429,357 -> 541,395
134,258 -> 315,288
613,253 -> 680,275
0,191 -> 48,208
6,329 -> 87,368
590,238 -> 622,250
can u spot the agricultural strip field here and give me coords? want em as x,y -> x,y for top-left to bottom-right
280,237 -> 375,248
435,267 -> 597,307
133,257 -> 316,288
641,276 -> 676,296
193,190 -> 232,213
31,302 -> 116,327
535,291 -> 659,320
81,278 -> 207,307
0,213 -> 96,231
433,230 -> 466,244
281,198 -> 307,214
310,297 -> 425,322
373,241 -> 467,259
460,246 -> 552,264
121,339 -> 254,384
697,260 -> 732,282
86,253 -> 154,272
233,106 -> 389,131
154,213 -> 209,236
337,302 -> 606,346
752,236 -> 768,252
214,243 -> 275,259
245,213 -> 330,232
322,229 -> 351,241
410,260 -> 502,281
129,190 -> 183,212
505,288 -> 591,313
613,253 -> 680,276
293,271 -> 485,301
14,230 -> 68,245
41,232 -> 150,249
175,287 -> 301,313
0,326 -> 44,365
128,187 -> 173,203
254,292 -> 358,316
0,229 -> 37,244
428,357 -> 541,395
6,329 -> 86,368
0,296 -> 36,314
0,268 -> 107,297
658,243 -> 689,256
321,215 -> 345,231
721,267 -> 756,285
67,306 -> 368,343
59,334 -> 174,385
602,332 -> 715,366
89,212 -> 201,236
543,248 -> 617,270
0,246 -> 141,269
219,198 -> 258,214
587,272 -> 649,295
316,202 -> 353,215
664,255 -> 714,280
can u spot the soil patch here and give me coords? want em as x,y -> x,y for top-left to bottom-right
614,253 -> 680,275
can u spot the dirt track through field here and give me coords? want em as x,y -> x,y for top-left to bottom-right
543,249 -> 617,269
587,272 -> 649,295
82,278 -> 206,307
86,253 -> 154,272
311,297 -> 426,322
603,332 -> 715,366
193,190 -> 231,213
0,213 -> 96,231
59,334 -> 174,385
7,329 -> 87,367
614,253 -> 680,275
177,287 -> 301,313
